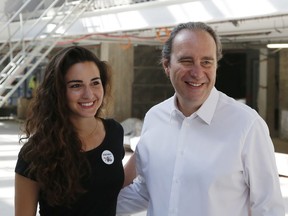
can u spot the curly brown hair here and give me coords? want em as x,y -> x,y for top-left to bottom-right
19,46 -> 112,206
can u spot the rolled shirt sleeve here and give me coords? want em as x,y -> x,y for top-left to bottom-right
117,148 -> 149,215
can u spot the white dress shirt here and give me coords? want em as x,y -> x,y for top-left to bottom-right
117,87 -> 285,216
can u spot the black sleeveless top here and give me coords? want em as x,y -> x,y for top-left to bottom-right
15,119 -> 125,216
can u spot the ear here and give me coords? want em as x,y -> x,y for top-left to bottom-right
162,59 -> 170,77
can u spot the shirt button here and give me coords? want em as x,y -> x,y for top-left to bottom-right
169,209 -> 175,214
169,208 -> 178,215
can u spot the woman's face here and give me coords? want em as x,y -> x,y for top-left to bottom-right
65,61 -> 104,120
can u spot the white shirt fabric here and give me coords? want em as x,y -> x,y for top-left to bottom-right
117,87 -> 285,216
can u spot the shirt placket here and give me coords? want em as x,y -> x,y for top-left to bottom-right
168,117 -> 190,216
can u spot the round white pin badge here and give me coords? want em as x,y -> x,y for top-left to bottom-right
101,150 -> 114,165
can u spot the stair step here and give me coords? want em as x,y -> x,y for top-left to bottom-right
0,0 -> 89,108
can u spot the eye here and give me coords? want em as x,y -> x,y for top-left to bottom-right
179,59 -> 193,65
92,80 -> 101,86
201,60 -> 213,67
69,83 -> 82,88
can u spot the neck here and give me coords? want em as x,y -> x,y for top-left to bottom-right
177,100 -> 200,117
72,117 -> 98,138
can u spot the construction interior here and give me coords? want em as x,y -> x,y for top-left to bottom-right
0,1 -> 288,215
0,0 -> 287,139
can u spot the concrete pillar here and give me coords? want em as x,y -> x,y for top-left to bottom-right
100,42 -> 134,122
266,51 -> 277,137
258,48 -> 268,120
279,49 -> 288,139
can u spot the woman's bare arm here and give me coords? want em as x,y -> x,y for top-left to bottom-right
15,173 -> 39,216
123,153 -> 136,187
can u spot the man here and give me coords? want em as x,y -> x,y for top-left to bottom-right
28,75 -> 38,98
117,22 -> 285,216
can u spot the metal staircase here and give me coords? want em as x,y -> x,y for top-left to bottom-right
0,0 -> 93,108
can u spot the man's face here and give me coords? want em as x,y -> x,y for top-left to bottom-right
163,29 -> 217,116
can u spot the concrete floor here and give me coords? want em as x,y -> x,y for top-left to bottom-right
0,119 -> 287,216
0,119 -> 146,216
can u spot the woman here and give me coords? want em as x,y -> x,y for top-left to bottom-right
15,46 -> 125,216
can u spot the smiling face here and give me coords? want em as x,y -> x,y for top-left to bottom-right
163,29 -> 217,116
65,61 -> 104,120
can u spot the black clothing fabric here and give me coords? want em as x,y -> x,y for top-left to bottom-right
15,119 -> 125,216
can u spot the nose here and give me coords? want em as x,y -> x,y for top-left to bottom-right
82,86 -> 94,99
189,63 -> 202,79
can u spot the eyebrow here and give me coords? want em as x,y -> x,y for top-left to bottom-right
178,56 -> 215,61
66,77 -> 100,84
202,56 -> 215,60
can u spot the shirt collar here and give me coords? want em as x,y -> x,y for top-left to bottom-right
169,87 -> 219,125
196,87 -> 219,125
169,95 -> 184,122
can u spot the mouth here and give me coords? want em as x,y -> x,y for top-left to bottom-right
79,101 -> 95,108
185,81 -> 202,87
